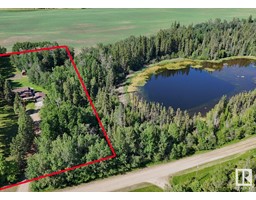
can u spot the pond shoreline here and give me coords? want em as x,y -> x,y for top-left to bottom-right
126,56 -> 256,93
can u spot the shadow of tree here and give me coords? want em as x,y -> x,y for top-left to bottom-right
9,80 -> 23,89
0,57 -> 16,79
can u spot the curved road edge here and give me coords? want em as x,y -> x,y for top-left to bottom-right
60,136 -> 256,192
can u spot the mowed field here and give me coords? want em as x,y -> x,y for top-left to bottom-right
0,9 -> 256,51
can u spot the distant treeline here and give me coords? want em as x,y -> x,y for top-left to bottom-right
10,17 -> 256,95
3,17 -> 256,191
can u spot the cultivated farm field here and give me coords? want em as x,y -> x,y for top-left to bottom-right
0,8 -> 256,51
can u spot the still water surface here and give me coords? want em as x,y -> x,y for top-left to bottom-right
140,59 -> 256,114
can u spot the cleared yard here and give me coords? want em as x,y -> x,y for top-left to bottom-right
10,70 -> 48,94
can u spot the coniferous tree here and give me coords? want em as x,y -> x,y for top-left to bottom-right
4,79 -> 13,104
10,109 -> 34,168
0,153 -> 7,184
13,93 -> 23,114
0,74 -> 5,97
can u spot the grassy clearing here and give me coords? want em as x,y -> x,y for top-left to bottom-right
0,99 -> 18,155
0,9 -> 256,51
170,149 -> 256,189
26,102 -> 36,111
127,56 -> 256,93
10,70 -> 48,94
10,75 -> 47,113
10,69 -> 48,114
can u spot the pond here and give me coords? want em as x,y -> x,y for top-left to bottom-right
139,59 -> 256,114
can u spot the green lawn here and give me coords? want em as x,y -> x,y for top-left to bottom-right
10,69 -> 48,112
0,9 -> 256,51
0,99 -> 18,155
26,102 -> 35,111
115,182 -> 164,192
10,70 -> 48,94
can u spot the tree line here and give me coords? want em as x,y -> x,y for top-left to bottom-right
10,42 -> 74,86
170,150 -> 256,192
26,86 -> 256,191
0,94 -> 35,188
9,17 -> 256,96
0,46 -> 35,187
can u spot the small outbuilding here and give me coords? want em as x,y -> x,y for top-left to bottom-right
21,69 -> 26,76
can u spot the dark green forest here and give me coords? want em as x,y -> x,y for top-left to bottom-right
0,46 -> 21,186
1,17 -> 256,191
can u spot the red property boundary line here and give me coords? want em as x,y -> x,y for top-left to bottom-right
0,46 -> 116,191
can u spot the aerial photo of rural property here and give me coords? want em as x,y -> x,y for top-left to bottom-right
0,8 -> 256,192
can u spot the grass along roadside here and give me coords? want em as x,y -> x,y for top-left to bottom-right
126,56 -> 256,93
114,182 -> 163,192
143,134 -> 256,170
171,149 -> 256,180
130,184 -> 163,192
169,148 -> 256,192
126,148 -> 256,192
